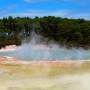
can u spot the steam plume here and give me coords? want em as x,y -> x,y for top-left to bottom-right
0,31 -> 90,60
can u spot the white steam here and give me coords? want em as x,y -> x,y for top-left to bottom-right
0,31 -> 90,60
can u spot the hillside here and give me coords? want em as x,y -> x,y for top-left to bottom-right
0,16 -> 90,49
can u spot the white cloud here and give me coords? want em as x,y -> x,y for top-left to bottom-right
0,9 -> 68,18
0,9 -> 90,20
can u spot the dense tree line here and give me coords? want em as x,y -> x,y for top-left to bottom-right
0,16 -> 90,49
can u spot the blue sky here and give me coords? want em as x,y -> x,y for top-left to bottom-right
0,0 -> 90,19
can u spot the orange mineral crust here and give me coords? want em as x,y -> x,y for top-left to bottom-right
0,56 -> 89,72
0,56 -> 87,66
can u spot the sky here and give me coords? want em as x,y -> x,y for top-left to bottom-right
0,0 -> 90,19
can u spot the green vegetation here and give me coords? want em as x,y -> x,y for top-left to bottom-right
0,16 -> 90,49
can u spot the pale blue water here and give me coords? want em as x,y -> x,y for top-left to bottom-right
0,32 -> 90,60
0,43 -> 90,60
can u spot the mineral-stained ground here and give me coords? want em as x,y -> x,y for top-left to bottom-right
0,57 -> 90,90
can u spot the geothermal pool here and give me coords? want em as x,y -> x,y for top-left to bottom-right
1,32 -> 90,60
0,45 -> 90,90
0,44 -> 90,60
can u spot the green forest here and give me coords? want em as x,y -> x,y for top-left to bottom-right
0,16 -> 90,49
